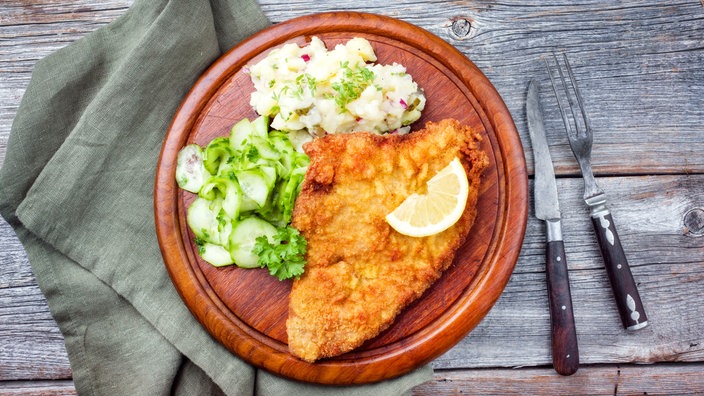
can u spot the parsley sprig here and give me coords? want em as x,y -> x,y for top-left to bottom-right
253,226 -> 307,281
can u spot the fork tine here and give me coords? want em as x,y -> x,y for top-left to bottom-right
544,56 -> 574,139
545,53 -> 591,141
553,52 -> 581,135
560,53 -> 592,135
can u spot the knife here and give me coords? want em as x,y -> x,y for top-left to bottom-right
526,79 -> 579,376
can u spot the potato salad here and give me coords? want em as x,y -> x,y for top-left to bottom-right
248,37 -> 426,136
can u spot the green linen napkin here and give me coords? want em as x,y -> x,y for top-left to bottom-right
0,0 -> 432,394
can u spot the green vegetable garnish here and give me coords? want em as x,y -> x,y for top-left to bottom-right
253,226 -> 307,281
331,61 -> 376,111
175,115 -> 310,273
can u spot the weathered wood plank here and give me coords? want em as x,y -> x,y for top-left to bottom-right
412,364 -> 704,395
0,219 -> 72,381
0,380 -> 76,396
1,364 -> 704,395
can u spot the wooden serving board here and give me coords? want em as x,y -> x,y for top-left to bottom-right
154,12 -> 528,385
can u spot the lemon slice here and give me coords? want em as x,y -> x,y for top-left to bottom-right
386,157 -> 469,237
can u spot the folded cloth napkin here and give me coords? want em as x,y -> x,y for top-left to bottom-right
0,0 -> 432,394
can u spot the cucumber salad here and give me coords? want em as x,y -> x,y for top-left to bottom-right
175,115 -> 311,280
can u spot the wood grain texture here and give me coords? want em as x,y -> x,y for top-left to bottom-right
1,0 -> 704,394
155,11 -> 527,384
412,364 -> 704,395
0,218 -> 72,381
0,380 -> 76,396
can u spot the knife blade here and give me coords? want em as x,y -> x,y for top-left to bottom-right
526,79 -> 579,376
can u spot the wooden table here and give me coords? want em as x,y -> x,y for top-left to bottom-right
1,1 -> 703,394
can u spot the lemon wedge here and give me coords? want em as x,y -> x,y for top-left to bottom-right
386,157 -> 469,237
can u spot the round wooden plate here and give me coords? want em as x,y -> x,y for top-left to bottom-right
155,12 -> 528,385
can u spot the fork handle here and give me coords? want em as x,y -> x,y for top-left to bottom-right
591,211 -> 648,330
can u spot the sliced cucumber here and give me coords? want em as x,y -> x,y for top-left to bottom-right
187,197 -> 220,243
250,135 -> 281,161
250,114 -> 270,138
199,176 -> 225,200
198,176 -> 241,220
268,132 -> 296,177
199,243 -> 234,267
229,216 -> 277,268
259,165 -> 277,185
267,131 -> 291,151
230,115 -> 269,151
280,167 -> 306,223
203,137 -> 233,175
229,118 -> 253,151
215,216 -> 233,246
236,168 -> 275,210
175,144 -> 209,193
178,115 -> 309,276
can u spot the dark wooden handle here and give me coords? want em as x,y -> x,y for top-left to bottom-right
546,240 -> 579,376
591,212 -> 648,330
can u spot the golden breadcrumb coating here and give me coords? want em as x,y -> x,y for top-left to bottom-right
287,119 -> 488,362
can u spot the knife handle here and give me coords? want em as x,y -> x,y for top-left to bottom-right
591,211 -> 648,330
546,239 -> 579,376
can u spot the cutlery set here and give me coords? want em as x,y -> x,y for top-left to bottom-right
526,54 -> 648,376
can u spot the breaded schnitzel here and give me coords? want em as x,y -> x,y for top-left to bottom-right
287,119 -> 488,362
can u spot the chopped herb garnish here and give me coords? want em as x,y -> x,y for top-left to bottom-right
245,145 -> 260,162
331,62 -> 376,111
216,210 -> 227,228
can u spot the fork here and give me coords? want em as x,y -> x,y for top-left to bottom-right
545,53 -> 648,331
